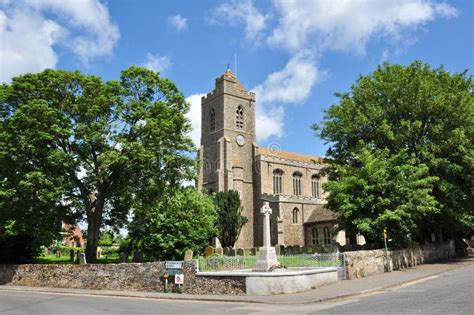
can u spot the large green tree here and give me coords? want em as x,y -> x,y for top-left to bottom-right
129,187 -> 217,260
0,67 -> 194,262
325,148 -> 438,247
315,61 -> 473,241
213,190 -> 248,247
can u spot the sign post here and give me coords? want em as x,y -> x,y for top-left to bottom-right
164,261 -> 184,292
383,227 -> 390,272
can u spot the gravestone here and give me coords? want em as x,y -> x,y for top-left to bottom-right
96,246 -> 102,259
184,249 -> 193,261
279,245 -> 286,255
287,246 -> 294,255
229,248 -> 236,256
223,247 -> 230,256
78,252 -> 87,264
236,248 -> 245,256
204,245 -> 214,257
255,202 -> 278,271
56,250 -> 61,258
212,237 -> 222,249
133,251 -> 143,262
296,245 -> 303,255
250,247 -> 257,256
274,245 -> 280,256
215,247 -> 224,256
119,252 -> 128,263
69,249 -> 75,263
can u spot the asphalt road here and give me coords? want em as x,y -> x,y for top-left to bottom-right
0,263 -> 472,314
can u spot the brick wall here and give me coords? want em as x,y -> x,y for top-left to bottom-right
0,262 -> 245,295
344,242 -> 456,279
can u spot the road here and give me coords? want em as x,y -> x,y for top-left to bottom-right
0,263 -> 472,314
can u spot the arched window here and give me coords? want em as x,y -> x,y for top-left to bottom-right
236,105 -> 244,129
312,227 -> 319,245
293,172 -> 302,196
323,226 -> 331,245
292,208 -> 299,224
210,108 -> 216,131
273,169 -> 283,194
311,174 -> 320,198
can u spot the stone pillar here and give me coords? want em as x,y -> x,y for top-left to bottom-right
255,202 -> 278,271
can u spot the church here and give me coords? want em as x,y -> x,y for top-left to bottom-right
197,69 -> 346,249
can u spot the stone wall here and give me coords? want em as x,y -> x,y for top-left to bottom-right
344,242 -> 456,280
0,261 -> 245,295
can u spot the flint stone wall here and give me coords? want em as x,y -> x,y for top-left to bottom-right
0,261 -> 245,295
344,242 -> 456,280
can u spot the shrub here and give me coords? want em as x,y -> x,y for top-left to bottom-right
0,234 -> 40,264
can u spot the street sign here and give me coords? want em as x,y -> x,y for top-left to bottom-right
175,274 -> 184,285
165,261 -> 183,269
165,270 -> 181,275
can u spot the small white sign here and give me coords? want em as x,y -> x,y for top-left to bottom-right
175,274 -> 184,285
165,261 -> 183,269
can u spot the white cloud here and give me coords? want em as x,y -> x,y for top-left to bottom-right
142,53 -> 172,74
252,51 -> 322,105
185,93 -> 205,147
168,14 -> 188,31
0,0 -> 119,82
268,0 -> 458,54
256,106 -> 284,140
0,6 -> 64,82
212,0 -> 268,40
206,0 -> 459,142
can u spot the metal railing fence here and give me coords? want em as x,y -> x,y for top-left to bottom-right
197,252 -> 346,279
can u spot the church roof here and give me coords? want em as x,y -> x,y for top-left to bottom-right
258,147 -> 324,164
305,206 -> 336,223
224,68 -> 235,78
219,68 -> 247,91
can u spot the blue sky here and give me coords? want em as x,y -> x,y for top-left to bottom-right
1,0 -> 473,158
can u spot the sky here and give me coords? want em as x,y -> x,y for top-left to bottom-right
1,0 -> 473,158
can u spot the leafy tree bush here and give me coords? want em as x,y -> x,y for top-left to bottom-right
0,234 -> 40,264
213,190 -> 248,247
315,61 -> 473,243
98,229 -> 119,247
1,67 -> 194,262
325,148 -> 438,247
129,187 -> 217,260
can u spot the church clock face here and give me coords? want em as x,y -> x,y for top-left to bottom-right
236,134 -> 246,146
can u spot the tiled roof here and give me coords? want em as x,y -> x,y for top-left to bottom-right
305,206 -> 336,223
220,68 -> 247,91
258,147 -> 324,164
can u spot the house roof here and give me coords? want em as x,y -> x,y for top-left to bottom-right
258,147 -> 324,164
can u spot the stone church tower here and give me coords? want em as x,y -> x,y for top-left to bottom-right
197,69 -> 256,249
198,69 -> 343,249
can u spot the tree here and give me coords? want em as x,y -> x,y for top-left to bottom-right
129,187 -> 217,260
0,67 -> 195,262
324,148 -> 438,247
315,61 -> 473,241
213,190 -> 248,247
98,229 -> 118,247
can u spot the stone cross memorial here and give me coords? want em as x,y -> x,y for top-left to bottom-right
255,202 -> 278,271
